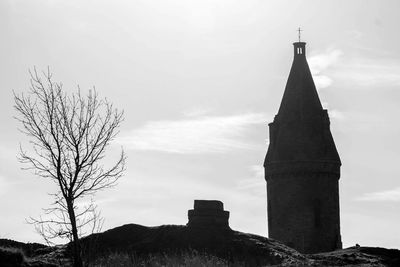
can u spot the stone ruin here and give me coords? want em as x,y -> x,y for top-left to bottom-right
187,200 -> 230,229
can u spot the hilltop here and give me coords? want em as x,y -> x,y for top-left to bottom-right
1,223 -> 400,266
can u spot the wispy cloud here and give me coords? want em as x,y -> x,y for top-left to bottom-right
117,113 -> 268,154
182,107 -> 214,117
335,60 -> 400,87
236,165 -> 265,196
355,187 -> 400,202
328,109 -> 387,133
309,46 -> 400,89
309,48 -> 343,89
328,109 -> 346,120
321,102 -> 345,122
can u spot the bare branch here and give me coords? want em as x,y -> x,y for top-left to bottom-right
15,69 -> 125,267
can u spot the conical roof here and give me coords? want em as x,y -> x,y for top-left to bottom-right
277,42 -> 323,122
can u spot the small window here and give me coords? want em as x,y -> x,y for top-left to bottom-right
296,47 -> 303,55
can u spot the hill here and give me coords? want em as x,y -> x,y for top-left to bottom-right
1,223 -> 400,266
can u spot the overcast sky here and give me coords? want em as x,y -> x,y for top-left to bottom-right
1,0 -> 399,249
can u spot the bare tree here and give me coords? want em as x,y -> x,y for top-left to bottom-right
14,68 -> 126,267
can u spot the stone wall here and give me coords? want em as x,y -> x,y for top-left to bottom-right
187,200 -> 230,229
267,173 -> 341,254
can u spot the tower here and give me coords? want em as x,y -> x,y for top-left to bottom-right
264,40 -> 342,254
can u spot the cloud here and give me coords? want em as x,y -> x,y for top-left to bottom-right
308,47 -> 400,89
328,109 -> 388,133
117,113 -> 268,154
355,187 -> 400,202
236,165 -> 265,196
328,109 -> 345,120
313,75 -> 333,90
309,46 -> 400,89
309,49 -> 343,73
321,102 -> 345,121
308,49 -> 343,89
335,60 -> 400,87
182,107 -> 214,117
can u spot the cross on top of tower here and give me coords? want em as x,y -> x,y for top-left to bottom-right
297,27 -> 302,42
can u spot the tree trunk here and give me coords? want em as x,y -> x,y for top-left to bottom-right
67,200 -> 83,267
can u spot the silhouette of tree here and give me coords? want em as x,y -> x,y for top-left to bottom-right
14,68 -> 126,267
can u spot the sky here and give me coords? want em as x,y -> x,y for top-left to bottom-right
0,0 -> 400,249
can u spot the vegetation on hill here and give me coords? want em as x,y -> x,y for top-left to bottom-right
1,224 -> 400,266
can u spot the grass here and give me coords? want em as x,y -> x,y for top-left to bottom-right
88,250 -> 244,267
0,246 -> 26,267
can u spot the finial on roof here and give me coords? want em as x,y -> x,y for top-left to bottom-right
297,27 -> 302,42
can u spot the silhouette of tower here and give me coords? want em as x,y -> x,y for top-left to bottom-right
264,40 -> 342,254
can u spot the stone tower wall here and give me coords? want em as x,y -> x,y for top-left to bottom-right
267,173 -> 341,253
